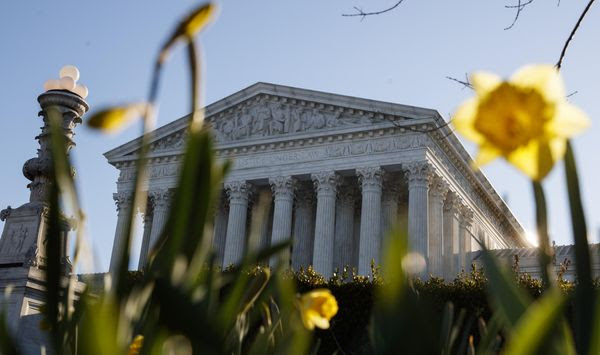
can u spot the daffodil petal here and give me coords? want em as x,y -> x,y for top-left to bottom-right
307,312 -> 330,329
510,64 -> 565,103
452,98 -> 484,144
472,145 -> 501,168
548,138 -> 566,162
470,71 -> 502,97
507,139 -> 559,181
548,102 -> 590,138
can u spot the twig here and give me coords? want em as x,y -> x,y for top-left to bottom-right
566,91 -> 578,98
446,75 -> 473,90
342,0 -> 405,19
556,0 -> 596,70
504,0 -> 535,30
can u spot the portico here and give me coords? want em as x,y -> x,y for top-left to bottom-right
105,83 -> 527,278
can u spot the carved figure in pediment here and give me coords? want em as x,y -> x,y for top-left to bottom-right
324,111 -> 337,128
290,107 -> 303,133
250,106 -> 269,136
234,108 -> 252,139
269,103 -> 288,135
300,109 -> 313,131
219,117 -> 234,140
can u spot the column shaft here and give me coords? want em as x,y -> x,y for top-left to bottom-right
429,176 -> 448,278
291,185 -> 315,269
223,181 -> 251,266
404,162 -> 432,275
270,176 -> 296,267
137,201 -> 153,269
148,189 -> 172,252
312,172 -> 338,277
212,191 -> 229,266
333,182 -> 355,271
358,167 -> 383,276
381,173 -> 401,238
443,193 -> 460,279
458,207 -> 474,272
109,192 -> 133,273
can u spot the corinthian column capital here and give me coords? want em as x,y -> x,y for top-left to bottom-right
403,161 -> 434,186
113,191 -> 133,212
444,192 -> 462,216
460,206 -> 474,227
311,171 -> 339,195
269,176 -> 296,200
357,167 -> 383,192
430,176 -> 449,200
225,181 -> 253,203
149,188 -> 173,210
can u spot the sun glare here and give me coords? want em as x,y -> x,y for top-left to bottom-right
524,230 -> 539,247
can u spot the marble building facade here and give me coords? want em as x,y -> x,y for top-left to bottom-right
104,83 -> 528,278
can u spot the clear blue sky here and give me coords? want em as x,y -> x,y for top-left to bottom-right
1,1 -> 598,272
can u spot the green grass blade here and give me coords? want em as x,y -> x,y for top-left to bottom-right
532,181 -> 553,288
477,314 -> 502,355
503,290 -> 568,355
564,140 -> 594,353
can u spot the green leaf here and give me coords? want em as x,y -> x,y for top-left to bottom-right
481,248 -> 531,328
86,103 -> 148,133
503,290 -> 568,355
476,314 -> 502,355
159,3 -> 217,64
589,295 -> 600,355
532,181 -> 553,287
564,140 -> 595,354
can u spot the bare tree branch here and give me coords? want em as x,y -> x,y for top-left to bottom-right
504,0 -> 535,30
342,0 -> 406,19
556,0 -> 596,70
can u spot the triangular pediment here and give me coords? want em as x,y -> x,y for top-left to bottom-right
104,82 -> 439,162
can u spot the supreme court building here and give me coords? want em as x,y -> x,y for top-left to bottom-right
104,83 -> 528,278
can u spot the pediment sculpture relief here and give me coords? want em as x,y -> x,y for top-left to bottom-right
145,99 -> 391,154
210,100 -> 386,142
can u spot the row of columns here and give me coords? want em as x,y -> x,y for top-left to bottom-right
404,162 -> 475,278
110,161 -> 475,279
214,167 -> 401,277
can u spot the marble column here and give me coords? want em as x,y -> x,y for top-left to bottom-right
270,176 -> 296,267
212,190 -> 229,266
148,188 -> 172,252
311,172 -> 339,277
137,198 -> 154,269
357,167 -> 383,276
223,181 -> 252,266
352,201 -> 362,268
404,162 -> 432,275
381,173 -> 401,237
443,192 -> 461,279
109,191 -> 134,273
458,206 -> 474,272
333,180 -> 356,271
428,176 -> 449,278
291,184 -> 315,270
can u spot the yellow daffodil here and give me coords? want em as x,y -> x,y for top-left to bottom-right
128,335 -> 144,355
452,64 -> 589,181
296,289 -> 338,330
